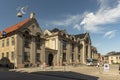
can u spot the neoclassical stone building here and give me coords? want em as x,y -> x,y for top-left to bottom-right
0,13 -> 45,68
0,13 -> 93,68
44,28 -> 92,66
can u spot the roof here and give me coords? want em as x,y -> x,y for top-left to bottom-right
50,28 -> 60,33
74,33 -> 86,39
106,53 -> 120,56
0,18 -> 32,36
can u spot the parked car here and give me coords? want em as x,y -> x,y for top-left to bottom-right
86,62 -> 93,66
86,58 -> 98,66
0,57 -> 14,69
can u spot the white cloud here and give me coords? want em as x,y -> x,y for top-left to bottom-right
73,24 -> 81,30
80,0 -> 120,33
49,14 -> 83,27
46,0 -> 120,33
104,30 -> 117,39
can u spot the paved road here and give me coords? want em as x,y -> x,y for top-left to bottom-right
72,65 -> 120,80
0,65 -> 120,80
0,71 -> 83,80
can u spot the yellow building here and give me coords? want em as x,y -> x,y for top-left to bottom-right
0,13 -> 45,68
108,54 -> 120,64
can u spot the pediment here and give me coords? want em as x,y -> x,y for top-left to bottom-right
18,19 -> 44,37
44,29 -> 52,36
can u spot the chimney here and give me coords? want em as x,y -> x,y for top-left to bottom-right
30,12 -> 35,18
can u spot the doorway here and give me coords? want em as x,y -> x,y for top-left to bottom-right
48,53 -> 53,66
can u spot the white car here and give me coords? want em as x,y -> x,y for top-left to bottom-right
86,62 -> 93,66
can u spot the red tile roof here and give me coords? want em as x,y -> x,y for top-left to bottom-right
0,18 -> 32,36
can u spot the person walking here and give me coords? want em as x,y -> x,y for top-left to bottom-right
97,62 -> 99,67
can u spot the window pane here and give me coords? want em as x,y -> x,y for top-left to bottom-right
11,52 -> 14,60
2,53 -> 4,58
24,52 -> 30,62
11,37 -> 15,45
36,53 -> 40,62
6,52 -> 9,58
63,53 -> 66,62
6,38 -> 9,46
2,40 -> 4,47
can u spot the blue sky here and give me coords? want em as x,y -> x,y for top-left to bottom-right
0,0 -> 120,55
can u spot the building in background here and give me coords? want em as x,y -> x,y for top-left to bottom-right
103,52 -> 120,64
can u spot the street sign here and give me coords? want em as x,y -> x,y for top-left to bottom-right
104,63 -> 109,71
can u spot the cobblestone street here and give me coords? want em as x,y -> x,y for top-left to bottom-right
8,64 -> 120,80
72,65 -> 120,80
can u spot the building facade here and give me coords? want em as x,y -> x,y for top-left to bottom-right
0,13 -> 94,68
44,28 -> 92,66
108,54 -> 120,64
0,13 -> 45,68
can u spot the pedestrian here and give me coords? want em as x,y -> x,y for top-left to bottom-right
97,62 -> 99,67
43,62 -> 46,71
98,61 -> 103,74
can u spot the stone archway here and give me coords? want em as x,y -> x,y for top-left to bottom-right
48,53 -> 53,66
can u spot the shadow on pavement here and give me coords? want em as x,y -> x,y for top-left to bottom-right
31,71 -> 99,80
0,67 -> 9,71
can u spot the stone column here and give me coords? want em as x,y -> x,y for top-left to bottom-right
80,41 -> 86,64
40,40 -> 45,64
74,44 -> 78,64
30,36 -> 36,65
88,44 -> 91,59
16,34 -> 24,68
60,41 -> 63,66
57,38 -> 61,66
66,43 -> 72,64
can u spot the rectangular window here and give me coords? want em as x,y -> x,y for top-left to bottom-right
71,53 -> 74,62
36,53 -> 40,62
11,52 -> 14,60
11,37 -> 15,45
63,41 -> 66,50
116,57 -> 118,59
62,53 -> 66,62
2,53 -> 4,58
6,38 -> 9,46
24,52 -> 30,62
72,44 -> 74,52
2,40 -> 4,47
36,38 -> 41,49
78,54 -> 80,61
6,52 -> 9,58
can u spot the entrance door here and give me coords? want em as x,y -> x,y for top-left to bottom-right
48,53 -> 53,66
